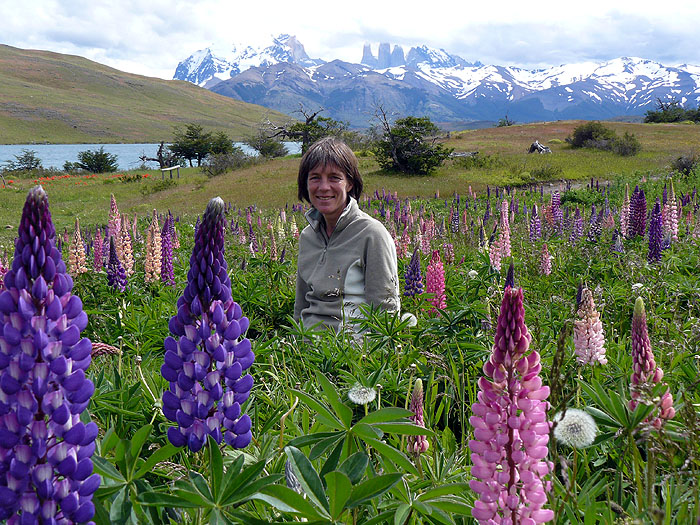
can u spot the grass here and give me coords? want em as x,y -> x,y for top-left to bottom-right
1,120 -> 696,249
0,44 -> 290,144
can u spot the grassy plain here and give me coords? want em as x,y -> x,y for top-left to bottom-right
0,44 -> 289,144
1,120 -> 697,248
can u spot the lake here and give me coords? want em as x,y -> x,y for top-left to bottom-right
0,142 -> 301,171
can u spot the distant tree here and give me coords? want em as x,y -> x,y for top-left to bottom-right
4,149 -> 43,172
245,129 -> 289,158
139,141 -> 180,169
644,98 -> 698,123
264,105 -> 347,153
496,115 -> 515,127
210,131 -> 235,155
64,147 -> 118,173
201,146 -> 253,177
371,106 -> 452,175
169,123 -> 213,167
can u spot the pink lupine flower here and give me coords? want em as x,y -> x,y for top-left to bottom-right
499,200 -> 511,257
67,218 -> 88,276
489,234 -> 502,271
107,193 -> 120,241
426,250 -> 446,313
144,210 -> 162,284
629,297 -> 675,428
573,287 -> 607,365
407,378 -> 429,455
539,243 -> 551,276
442,242 -> 454,264
92,228 -> 104,272
119,215 -> 134,277
469,287 -> 554,524
620,184 -> 630,238
666,179 -> 679,241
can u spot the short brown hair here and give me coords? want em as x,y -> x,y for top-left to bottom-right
297,137 -> 363,203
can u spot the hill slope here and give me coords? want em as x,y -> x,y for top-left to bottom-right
0,44 -> 289,144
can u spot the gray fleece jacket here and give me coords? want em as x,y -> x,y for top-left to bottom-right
294,198 -> 400,331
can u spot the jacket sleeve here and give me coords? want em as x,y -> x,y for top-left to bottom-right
363,222 -> 401,313
294,267 -> 310,321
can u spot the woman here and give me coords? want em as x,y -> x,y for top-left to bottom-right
294,137 -> 400,332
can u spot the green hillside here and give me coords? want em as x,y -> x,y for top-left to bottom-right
0,44 -> 289,144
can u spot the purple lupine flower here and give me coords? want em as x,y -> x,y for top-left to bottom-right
648,198 -> 663,263
551,191 -> 563,234
106,236 -> 128,292
629,297 -> 675,428
407,379 -> 429,455
92,228 -> 104,272
450,207 -> 460,233
161,215 -> 175,286
628,186 -> 647,238
611,229 -> 624,254
161,197 -> 254,452
469,287 -> 553,524
586,207 -> 602,244
404,248 -> 423,297
0,186 -> 99,523
530,205 -> 542,242
569,207 -> 583,244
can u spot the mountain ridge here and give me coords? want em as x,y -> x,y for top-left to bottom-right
0,44 -> 289,144
174,36 -> 700,127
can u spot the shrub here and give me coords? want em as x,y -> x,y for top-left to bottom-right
373,114 -> 453,175
567,121 -> 617,149
529,164 -> 563,180
612,132 -> 642,156
567,122 -> 641,156
245,131 -> 288,158
201,148 -> 253,177
454,153 -> 504,170
671,153 -> 698,176
65,147 -> 119,173
140,178 -> 178,196
2,149 -> 42,175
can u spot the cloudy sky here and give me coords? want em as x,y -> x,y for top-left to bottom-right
2,0 -> 698,79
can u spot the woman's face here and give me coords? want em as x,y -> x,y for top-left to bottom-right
307,163 -> 353,227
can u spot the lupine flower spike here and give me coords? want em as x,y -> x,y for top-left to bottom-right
539,243 -> 551,276
469,286 -> 554,524
629,297 -> 675,429
119,215 -> 134,277
648,199 -> 663,264
161,197 -> 254,452
0,186 -> 99,523
144,210 -> 162,284
404,248 -> 423,297
67,218 -> 88,276
92,228 -> 104,272
407,378 -> 429,456
425,250 -> 446,313
573,287 -> 607,365
106,236 -> 128,292
161,215 -> 175,286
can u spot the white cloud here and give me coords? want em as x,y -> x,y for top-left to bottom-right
1,0 -> 699,78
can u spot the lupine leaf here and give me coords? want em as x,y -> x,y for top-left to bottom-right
285,446 -> 330,513
345,473 -> 404,508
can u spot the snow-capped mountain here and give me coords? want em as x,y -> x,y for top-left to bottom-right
173,36 -> 700,126
174,34 -> 323,88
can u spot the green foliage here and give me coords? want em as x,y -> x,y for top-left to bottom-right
140,178 -> 178,196
671,153 -> 698,177
287,115 -> 347,154
210,131 -> 235,155
201,147 -> 254,177
64,146 -> 119,173
245,131 -> 289,158
373,115 -> 453,175
568,121 -> 618,149
2,149 -> 42,173
169,123 -> 213,167
644,98 -> 700,123
568,121 -> 641,156
453,152 -> 504,170
496,115 -> 515,127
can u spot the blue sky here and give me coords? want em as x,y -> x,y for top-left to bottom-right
1,0 -> 698,78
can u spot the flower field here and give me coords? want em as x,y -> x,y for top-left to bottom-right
0,169 -> 699,524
